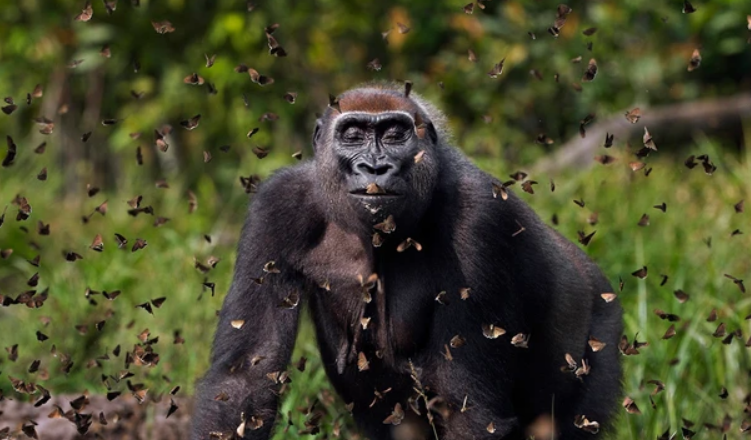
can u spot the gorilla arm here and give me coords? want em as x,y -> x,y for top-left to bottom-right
191,170 -> 316,439
427,307 -> 523,440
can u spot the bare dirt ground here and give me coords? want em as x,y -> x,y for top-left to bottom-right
0,394 -> 192,439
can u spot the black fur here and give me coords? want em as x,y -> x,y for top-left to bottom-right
191,85 -> 623,440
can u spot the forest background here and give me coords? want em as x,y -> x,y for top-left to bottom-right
1,0 -> 750,439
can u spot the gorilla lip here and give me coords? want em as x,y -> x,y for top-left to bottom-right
348,188 -> 401,197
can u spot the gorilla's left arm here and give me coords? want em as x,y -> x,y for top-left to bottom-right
418,160 -> 604,439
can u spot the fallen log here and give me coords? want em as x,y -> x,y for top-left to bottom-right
533,93 -> 751,174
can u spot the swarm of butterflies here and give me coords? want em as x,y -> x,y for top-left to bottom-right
1,0 -> 751,439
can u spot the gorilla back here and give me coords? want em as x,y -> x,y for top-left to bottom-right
192,84 -> 623,440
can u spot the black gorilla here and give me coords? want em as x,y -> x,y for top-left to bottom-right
192,84 -> 623,440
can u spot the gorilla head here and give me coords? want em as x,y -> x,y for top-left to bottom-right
312,86 -> 442,235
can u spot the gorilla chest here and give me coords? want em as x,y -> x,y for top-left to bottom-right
304,226 -> 442,362
323,266 -> 438,352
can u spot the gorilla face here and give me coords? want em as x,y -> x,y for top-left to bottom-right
314,90 -> 439,235
335,112 -> 418,214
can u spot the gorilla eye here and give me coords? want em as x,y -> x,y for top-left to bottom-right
341,126 -> 365,145
381,125 -> 412,144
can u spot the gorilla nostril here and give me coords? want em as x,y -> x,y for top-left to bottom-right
374,164 -> 393,176
357,162 -> 393,176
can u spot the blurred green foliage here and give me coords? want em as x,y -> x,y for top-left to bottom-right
0,0 -> 749,180
0,0 -> 750,439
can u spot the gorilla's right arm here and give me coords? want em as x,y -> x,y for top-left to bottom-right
191,168 -> 317,440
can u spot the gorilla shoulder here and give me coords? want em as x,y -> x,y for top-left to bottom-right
244,162 -> 325,249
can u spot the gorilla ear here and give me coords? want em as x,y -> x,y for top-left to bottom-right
312,119 -> 323,153
425,121 -> 438,145
415,113 -> 439,145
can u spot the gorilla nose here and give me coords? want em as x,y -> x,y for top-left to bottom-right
355,160 -> 395,178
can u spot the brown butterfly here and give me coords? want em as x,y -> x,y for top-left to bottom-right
259,112 -> 279,122
712,322 -> 726,338
637,214 -> 650,227
631,266 -> 648,279
154,129 -> 169,152
372,235 -> 384,252
734,199 -> 744,213
265,33 -> 287,57
521,180 -> 538,194
511,333 -> 530,348
583,27 -> 597,36
574,415 -> 600,434
482,324 -> 506,339
491,182 -> 508,200
31,84 -> 43,99
404,80 -> 413,98
357,352 -> 370,371
248,68 -> 274,86
588,336 -> 606,352
328,94 -> 341,113
661,324 -> 677,340
1,98 -> 17,115
100,44 -> 111,58
104,0 -> 117,14
34,116 -> 55,135
487,59 -> 505,78
629,161 -> 646,172
577,230 -> 596,246
450,335 -> 466,348
687,49 -> 701,71
205,53 -> 216,67
643,127 -> 657,150
252,146 -> 270,159
74,1 -> 94,21
64,251 -> 84,262
180,114 -> 201,130
278,291 -> 300,309
14,196 -> 32,221
624,108 -> 641,124
594,155 -> 616,165
582,58 -> 597,82
622,397 -> 641,414
183,73 -> 205,85
548,4 -> 572,37
374,215 -> 396,233
654,309 -> 680,322
396,237 -> 422,252
673,289 -> 690,303
723,274 -> 745,293
152,20 -> 175,34
367,58 -> 382,71
3,135 -> 17,167
382,403 -> 404,425
114,233 -> 128,249
283,92 -> 297,104
131,238 -> 147,252
90,234 -> 104,252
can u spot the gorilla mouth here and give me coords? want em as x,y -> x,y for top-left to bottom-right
349,188 -> 401,197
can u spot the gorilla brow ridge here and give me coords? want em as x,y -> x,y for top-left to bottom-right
326,83 -> 452,143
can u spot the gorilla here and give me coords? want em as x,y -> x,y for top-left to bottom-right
191,84 -> 623,440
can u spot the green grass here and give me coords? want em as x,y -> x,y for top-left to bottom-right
1,137 -> 750,439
